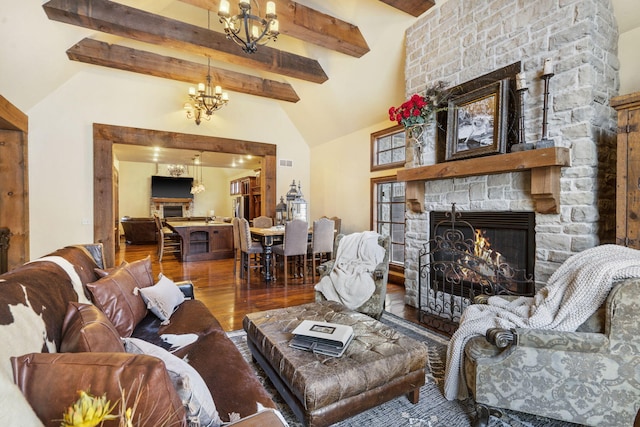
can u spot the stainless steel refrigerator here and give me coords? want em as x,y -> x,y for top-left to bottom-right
233,195 -> 250,220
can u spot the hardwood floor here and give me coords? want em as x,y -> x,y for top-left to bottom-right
116,240 -> 419,331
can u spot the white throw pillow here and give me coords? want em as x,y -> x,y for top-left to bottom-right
123,337 -> 221,427
137,274 -> 185,324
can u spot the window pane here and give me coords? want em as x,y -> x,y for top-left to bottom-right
379,204 -> 390,221
391,202 -> 404,223
392,132 -> 406,148
378,150 -> 392,165
391,147 -> 404,163
378,135 -> 391,151
393,182 -> 405,198
378,183 -> 391,202
391,243 -> 404,264
378,222 -> 390,236
391,223 -> 405,244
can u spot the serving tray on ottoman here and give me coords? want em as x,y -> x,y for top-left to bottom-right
243,301 -> 428,427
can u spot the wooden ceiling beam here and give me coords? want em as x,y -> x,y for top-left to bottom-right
378,0 -> 435,17
42,0 -> 328,83
179,0 -> 369,58
0,95 -> 28,132
67,39 -> 300,103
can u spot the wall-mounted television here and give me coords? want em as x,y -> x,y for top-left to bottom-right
151,176 -> 194,199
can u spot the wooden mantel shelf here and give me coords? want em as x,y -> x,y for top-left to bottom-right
397,147 -> 571,214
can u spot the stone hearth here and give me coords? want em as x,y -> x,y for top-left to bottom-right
402,0 -> 619,308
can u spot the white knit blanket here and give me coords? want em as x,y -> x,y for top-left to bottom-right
444,244 -> 640,400
314,231 -> 385,310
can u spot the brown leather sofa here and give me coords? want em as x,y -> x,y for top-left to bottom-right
0,243 -> 284,427
120,217 -> 157,244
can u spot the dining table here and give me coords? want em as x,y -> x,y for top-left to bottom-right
249,226 -> 286,282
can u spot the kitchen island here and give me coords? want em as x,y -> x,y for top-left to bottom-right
166,220 -> 234,262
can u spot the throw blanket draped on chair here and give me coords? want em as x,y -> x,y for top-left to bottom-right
314,231 -> 385,310
444,244 -> 640,400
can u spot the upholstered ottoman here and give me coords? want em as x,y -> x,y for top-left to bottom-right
243,301 -> 428,427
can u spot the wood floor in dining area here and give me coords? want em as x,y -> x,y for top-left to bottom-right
116,241 -> 419,332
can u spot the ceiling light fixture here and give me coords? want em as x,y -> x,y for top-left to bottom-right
184,11 -> 229,125
218,0 -> 279,54
191,153 -> 206,194
167,164 -> 186,177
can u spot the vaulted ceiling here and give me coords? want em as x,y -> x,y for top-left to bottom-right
4,0 -> 639,157
36,0 -> 433,152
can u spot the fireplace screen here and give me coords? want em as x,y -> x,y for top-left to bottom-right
418,205 -> 535,334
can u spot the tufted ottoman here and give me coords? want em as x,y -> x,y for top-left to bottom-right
243,301 -> 428,427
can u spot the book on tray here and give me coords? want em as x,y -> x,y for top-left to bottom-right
289,320 -> 354,357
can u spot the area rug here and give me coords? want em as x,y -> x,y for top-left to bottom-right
227,313 -> 580,427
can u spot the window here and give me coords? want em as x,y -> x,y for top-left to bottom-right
371,124 -> 405,171
372,177 -> 405,266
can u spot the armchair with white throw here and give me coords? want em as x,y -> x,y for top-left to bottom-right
445,244 -> 640,427
314,232 -> 389,319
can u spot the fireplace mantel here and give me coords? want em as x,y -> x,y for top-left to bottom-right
397,147 -> 571,214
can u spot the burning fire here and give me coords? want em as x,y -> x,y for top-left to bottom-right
474,229 -> 503,266
456,229 -> 506,280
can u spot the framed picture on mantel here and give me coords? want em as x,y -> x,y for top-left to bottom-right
445,78 -> 510,161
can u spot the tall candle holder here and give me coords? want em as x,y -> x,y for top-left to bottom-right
537,58 -> 555,148
511,71 -> 534,152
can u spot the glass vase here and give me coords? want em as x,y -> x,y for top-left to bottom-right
405,122 -> 436,167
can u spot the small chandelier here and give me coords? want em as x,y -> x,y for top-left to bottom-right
184,12 -> 229,125
167,164 -> 186,177
191,153 -> 205,194
218,0 -> 279,54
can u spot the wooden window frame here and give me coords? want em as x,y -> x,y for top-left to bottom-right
370,124 -> 405,171
370,176 -> 405,278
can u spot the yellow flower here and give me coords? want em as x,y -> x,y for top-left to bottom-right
61,391 -> 118,427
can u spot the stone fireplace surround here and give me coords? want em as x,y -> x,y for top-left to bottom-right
401,0 -> 619,308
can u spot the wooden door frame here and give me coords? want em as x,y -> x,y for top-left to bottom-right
94,123 -> 277,267
0,95 -> 29,268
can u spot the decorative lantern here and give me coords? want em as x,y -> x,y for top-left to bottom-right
289,182 -> 308,224
275,196 -> 287,225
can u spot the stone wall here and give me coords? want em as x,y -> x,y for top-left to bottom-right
403,0 -> 619,307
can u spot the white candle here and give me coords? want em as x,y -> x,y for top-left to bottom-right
543,58 -> 553,75
198,83 -> 205,92
188,87 -> 196,96
270,19 -> 279,33
239,0 -> 250,9
214,85 -> 222,95
516,72 -> 527,90
219,0 -> 230,16
252,25 -> 260,40
266,1 -> 276,16
222,92 -> 229,101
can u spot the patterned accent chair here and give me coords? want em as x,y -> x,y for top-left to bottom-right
315,234 -> 390,320
464,277 -> 640,427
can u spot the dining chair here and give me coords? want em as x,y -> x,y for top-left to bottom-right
252,216 -> 273,228
231,217 -> 242,277
308,218 -> 335,279
321,216 -> 341,240
273,219 -> 309,285
153,214 -> 182,262
239,217 -> 264,284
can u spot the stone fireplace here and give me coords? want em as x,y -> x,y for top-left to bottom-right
400,0 -> 619,310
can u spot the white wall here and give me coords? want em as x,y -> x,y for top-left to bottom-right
619,26 -> 640,94
310,119 -> 396,235
27,69 -> 310,259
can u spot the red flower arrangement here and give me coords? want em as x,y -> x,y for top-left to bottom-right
388,81 -> 449,127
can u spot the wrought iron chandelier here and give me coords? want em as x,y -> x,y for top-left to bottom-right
184,12 -> 229,125
218,0 -> 279,54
